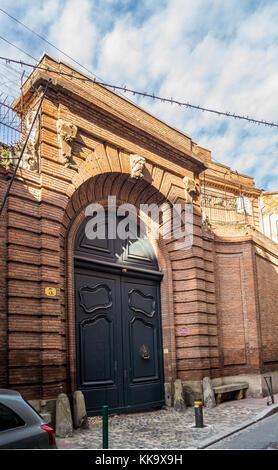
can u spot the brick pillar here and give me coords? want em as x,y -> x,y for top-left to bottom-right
38,90 -> 71,399
168,200 -> 220,382
7,175 -> 42,400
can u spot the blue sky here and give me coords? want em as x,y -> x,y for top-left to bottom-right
0,0 -> 277,191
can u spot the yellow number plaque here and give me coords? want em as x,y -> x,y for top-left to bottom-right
45,287 -> 57,297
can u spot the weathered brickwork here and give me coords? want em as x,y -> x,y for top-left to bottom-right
255,244 -> 278,367
212,226 -> 278,390
0,54 -> 277,404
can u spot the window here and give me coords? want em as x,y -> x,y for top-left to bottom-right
0,403 -> 25,431
237,196 -> 251,215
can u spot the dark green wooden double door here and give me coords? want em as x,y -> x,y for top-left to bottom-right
74,216 -> 164,415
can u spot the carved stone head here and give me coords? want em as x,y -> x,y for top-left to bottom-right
130,154 -> 146,180
183,176 -> 199,203
8,111 -> 40,172
56,119 -> 78,166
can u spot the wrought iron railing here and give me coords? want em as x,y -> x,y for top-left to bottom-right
0,95 -> 21,147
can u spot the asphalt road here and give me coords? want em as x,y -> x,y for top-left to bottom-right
207,412 -> 278,450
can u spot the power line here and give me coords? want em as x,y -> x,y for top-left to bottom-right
0,35 -> 38,63
1,8 -> 277,130
0,8 -> 130,103
1,55 -> 278,130
0,7 -> 105,83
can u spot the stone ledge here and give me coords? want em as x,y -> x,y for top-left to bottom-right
213,382 -> 249,405
213,382 -> 249,394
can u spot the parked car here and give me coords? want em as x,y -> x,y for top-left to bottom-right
0,389 -> 57,449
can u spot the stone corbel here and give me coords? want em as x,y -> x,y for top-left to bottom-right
183,176 -> 199,203
202,216 -> 212,231
130,154 -> 146,180
9,110 -> 40,172
56,119 -> 78,166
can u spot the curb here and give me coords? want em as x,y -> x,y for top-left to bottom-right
197,403 -> 278,449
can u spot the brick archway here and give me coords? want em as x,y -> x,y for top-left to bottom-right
61,172 -> 178,396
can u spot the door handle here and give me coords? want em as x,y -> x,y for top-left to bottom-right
140,344 -> 150,360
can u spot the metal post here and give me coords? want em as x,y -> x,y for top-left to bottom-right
264,376 -> 275,406
102,405 -> 108,449
194,400 -> 204,428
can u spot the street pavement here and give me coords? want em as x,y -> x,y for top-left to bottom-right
206,412 -> 278,449
56,393 -> 278,450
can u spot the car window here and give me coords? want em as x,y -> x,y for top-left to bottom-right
0,402 -> 25,431
23,399 -> 42,418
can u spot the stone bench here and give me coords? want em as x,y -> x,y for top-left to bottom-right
213,383 -> 249,405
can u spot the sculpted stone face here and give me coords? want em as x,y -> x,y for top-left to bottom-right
183,176 -> 199,203
130,154 -> 146,179
56,119 -> 78,166
8,111 -> 40,172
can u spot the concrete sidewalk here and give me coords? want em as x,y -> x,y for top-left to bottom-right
198,394 -> 278,449
56,394 -> 278,450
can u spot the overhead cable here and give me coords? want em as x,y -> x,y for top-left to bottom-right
0,55 -> 278,130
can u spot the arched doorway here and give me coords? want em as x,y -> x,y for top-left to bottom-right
74,211 -> 165,415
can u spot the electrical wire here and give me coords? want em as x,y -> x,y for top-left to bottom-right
0,7 -> 107,83
1,55 -> 277,130
0,36 -> 38,63
0,8 -> 277,129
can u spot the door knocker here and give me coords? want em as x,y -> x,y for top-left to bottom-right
140,344 -> 150,360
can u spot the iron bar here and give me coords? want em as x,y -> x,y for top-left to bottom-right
0,78 -> 51,217
264,376 -> 275,406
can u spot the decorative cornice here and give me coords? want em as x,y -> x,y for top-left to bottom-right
200,175 -> 262,197
13,71 -> 207,176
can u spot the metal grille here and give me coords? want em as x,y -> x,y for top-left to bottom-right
0,94 -> 21,146
200,189 -> 254,226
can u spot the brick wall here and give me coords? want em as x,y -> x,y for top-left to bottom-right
215,239 -> 261,376
214,232 -> 278,381
0,169 -> 8,387
255,244 -> 278,369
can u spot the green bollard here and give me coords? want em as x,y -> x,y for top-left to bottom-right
102,405 -> 108,449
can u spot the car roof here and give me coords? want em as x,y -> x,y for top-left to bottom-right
0,389 -> 22,399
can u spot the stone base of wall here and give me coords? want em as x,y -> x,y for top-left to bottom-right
182,371 -> 278,404
28,371 -> 278,426
28,398 -> 56,426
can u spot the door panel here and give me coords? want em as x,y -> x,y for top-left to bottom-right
130,318 -> 157,381
122,278 -> 164,410
75,269 -> 123,414
81,316 -> 113,385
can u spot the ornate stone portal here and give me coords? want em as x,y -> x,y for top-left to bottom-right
56,119 -> 78,166
130,154 -> 146,179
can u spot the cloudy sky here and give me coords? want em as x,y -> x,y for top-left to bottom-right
0,0 -> 277,191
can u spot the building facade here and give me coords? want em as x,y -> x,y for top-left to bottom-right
0,54 -> 278,416
259,192 -> 278,244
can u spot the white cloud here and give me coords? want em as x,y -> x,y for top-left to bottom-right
47,0 -> 97,68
